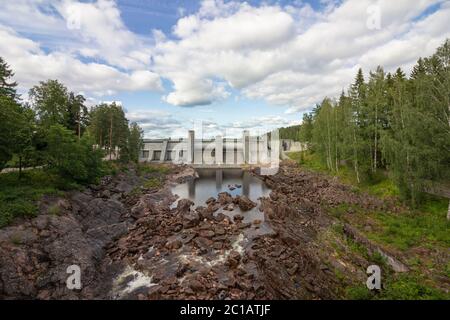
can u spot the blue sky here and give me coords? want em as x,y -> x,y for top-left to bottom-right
0,0 -> 448,138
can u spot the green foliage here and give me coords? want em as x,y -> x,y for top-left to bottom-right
346,285 -> 375,300
368,201 -> 450,250
138,163 -> 170,176
47,204 -> 61,216
88,102 -> 129,160
124,122 -> 143,163
279,125 -> 301,141
143,177 -> 162,189
346,274 -> 449,300
0,170 -> 61,227
45,125 -> 104,184
381,274 -> 449,300
0,57 -> 18,99
29,80 -> 69,128
297,39 -> 450,205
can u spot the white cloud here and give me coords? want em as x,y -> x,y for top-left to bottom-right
1,0 -> 449,117
153,0 -> 450,111
0,26 -> 162,96
56,0 -> 153,70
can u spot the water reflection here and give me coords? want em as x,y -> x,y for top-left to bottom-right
171,169 -> 272,225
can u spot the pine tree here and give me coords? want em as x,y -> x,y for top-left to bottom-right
0,57 -> 18,99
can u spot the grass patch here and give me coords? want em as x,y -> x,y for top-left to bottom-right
287,151 -> 328,173
289,151 -> 450,251
367,207 -> 450,251
47,204 -> 61,216
0,169 -> 78,228
143,177 -> 162,189
346,273 -> 449,300
138,163 -> 170,176
288,151 -> 401,198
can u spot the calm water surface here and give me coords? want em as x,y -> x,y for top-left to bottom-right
171,169 -> 272,226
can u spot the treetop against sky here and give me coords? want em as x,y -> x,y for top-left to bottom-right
0,0 -> 448,138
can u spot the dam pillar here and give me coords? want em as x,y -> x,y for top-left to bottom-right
215,135 -> 223,165
187,130 -> 194,164
160,139 -> 168,162
243,130 -> 249,164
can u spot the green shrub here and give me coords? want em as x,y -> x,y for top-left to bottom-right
346,285 -> 375,300
380,274 -> 448,300
47,204 -> 61,216
138,163 -> 170,176
143,178 -> 162,189
45,125 -> 104,184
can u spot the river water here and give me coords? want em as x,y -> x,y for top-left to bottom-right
170,168 -> 272,225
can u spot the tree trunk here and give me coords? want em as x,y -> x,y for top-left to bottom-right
352,127 -> 360,184
18,155 -> 22,180
374,103 -> 378,173
327,110 -> 333,171
78,110 -> 81,141
447,200 -> 450,221
109,114 -> 113,160
335,108 -> 339,173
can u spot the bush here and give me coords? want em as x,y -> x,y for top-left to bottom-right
45,125 -> 104,184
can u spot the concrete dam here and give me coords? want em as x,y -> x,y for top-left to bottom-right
139,130 -> 293,168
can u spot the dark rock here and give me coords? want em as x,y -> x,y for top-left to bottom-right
217,192 -> 233,205
183,211 -> 200,228
214,212 -> 227,222
193,237 -> 213,251
199,230 -> 215,238
212,242 -> 223,250
166,239 -> 183,250
188,279 -> 204,292
226,251 -> 241,268
234,195 -> 256,211
176,199 -> 194,213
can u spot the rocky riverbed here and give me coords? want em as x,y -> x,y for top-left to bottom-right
0,161 -> 409,299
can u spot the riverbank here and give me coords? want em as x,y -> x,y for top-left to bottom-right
286,152 -> 449,299
0,161 -> 448,299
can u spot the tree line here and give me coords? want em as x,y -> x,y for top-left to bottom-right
0,57 -> 143,183
297,39 -> 450,206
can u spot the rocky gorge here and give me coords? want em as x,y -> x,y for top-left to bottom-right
0,161 -> 414,299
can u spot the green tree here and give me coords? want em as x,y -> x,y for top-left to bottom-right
0,57 -> 18,99
67,93 -> 89,139
29,80 -> 69,128
299,113 -> 313,146
0,96 -> 23,170
126,122 -> 143,163
45,125 -> 103,184
89,102 -> 129,160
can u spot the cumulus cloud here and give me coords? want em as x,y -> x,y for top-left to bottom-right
0,1 -> 162,97
0,26 -> 161,96
153,0 -> 450,111
1,0 -> 449,120
56,0 -> 153,70
126,110 -> 187,138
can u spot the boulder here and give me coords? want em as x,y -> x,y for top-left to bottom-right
234,195 -> 256,211
217,192 -> 233,205
176,199 -> 194,213
183,211 -> 200,228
